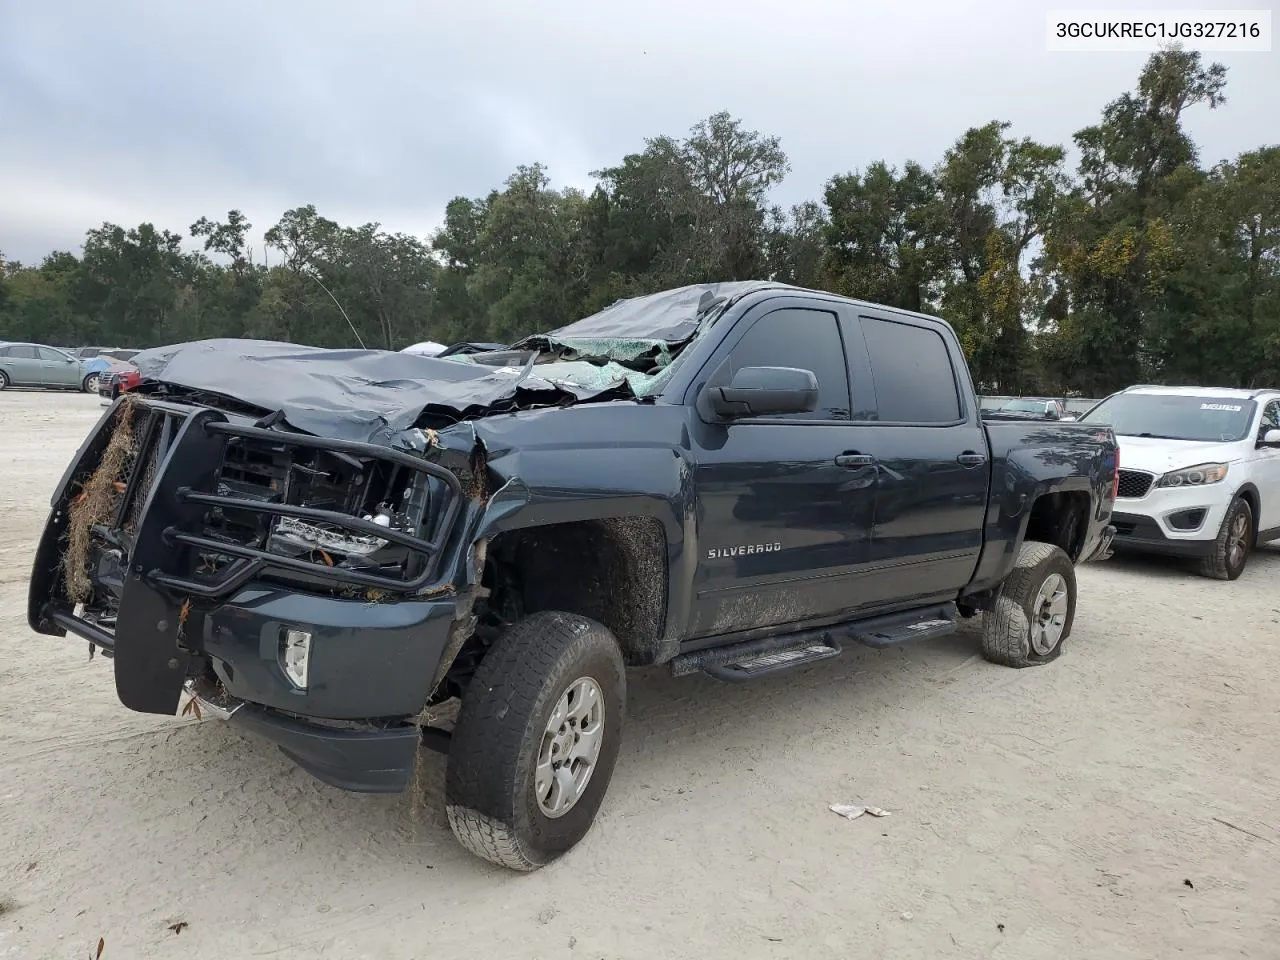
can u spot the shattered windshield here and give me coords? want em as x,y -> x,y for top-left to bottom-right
447,282 -> 765,398
443,339 -> 677,397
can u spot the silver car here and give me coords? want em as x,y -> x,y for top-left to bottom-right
0,342 -> 97,392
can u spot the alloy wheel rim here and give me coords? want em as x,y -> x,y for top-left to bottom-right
535,676 -> 605,818
1030,573 -> 1069,656
1227,511 -> 1249,568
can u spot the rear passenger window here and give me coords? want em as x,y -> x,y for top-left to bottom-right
860,317 -> 962,423
8,345 -> 37,360
725,308 -> 851,420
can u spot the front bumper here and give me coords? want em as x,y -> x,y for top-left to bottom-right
53,580 -> 457,792
1111,512 -> 1217,557
1110,482 -> 1228,558
29,395 -> 466,793
186,691 -> 427,793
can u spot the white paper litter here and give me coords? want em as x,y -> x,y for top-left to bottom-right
829,803 -> 892,820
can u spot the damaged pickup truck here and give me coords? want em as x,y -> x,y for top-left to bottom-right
29,281 -> 1118,871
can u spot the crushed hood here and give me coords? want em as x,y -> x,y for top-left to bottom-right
130,338 -> 635,445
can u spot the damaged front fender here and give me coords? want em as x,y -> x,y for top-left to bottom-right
409,407 -> 697,674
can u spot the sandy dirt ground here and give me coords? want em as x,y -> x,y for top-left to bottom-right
1,391 -> 1278,960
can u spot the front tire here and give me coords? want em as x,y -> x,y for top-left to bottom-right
445,611 -> 626,871
981,540 -> 1077,668
82,374 -> 99,393
1197,496 -> 1253,581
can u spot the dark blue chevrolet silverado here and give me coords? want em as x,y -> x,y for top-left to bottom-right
29,282 -> 1117,870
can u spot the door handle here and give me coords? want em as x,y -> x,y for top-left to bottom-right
835,452 -> 876,468
956,451 -> 987,467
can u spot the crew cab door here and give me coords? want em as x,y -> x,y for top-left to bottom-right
687,299 -> 878,638
851,312 -> 989,603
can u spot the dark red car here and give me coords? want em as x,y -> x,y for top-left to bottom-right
98,360 -> 142,400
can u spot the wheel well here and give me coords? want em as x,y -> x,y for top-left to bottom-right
1025,491 -> 1091,562
1236,485 -> 1260,535
477,517 -> 669,668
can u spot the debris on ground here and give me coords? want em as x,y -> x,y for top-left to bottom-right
167,921 -> 188,935
1212,816 -> 1274,843
829,803 -> 892,820
179,695 -> 202,721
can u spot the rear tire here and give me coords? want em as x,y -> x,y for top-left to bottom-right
1197,496 -> 1252,581
0,371 -> 8,390
981,540 -> 1077,668
445,611 -> 626,871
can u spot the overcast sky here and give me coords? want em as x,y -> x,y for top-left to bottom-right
1,0 -> 1276,265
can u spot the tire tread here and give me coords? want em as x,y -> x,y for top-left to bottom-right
445,611 -> 624,871
981,540 -> 1075,669
1196,496 -> 1252,581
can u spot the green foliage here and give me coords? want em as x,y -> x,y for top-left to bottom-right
1,55 -> 1276,397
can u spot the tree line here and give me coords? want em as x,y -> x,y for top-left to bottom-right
1,50 -> 1276,396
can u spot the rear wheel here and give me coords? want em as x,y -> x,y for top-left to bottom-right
1197,496 -> 1252,581
981,540 -> 1077,668
445,611 -> 626,871
0,371 -> 8,390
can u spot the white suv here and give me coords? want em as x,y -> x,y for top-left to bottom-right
1077,385 -> 1280,580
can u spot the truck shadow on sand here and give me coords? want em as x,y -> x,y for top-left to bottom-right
44,620 -> 996,879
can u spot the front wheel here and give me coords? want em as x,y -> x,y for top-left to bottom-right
1197,496 -> 1253,581
981,540 -> 1077,668
82,374 -> 100,393
445,611 -> 626,871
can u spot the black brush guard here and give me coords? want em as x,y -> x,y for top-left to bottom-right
33,395 -> 464,715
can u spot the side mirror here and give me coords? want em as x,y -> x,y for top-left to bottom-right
1260,429 -> 1280,447
703,366 -> 818,420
